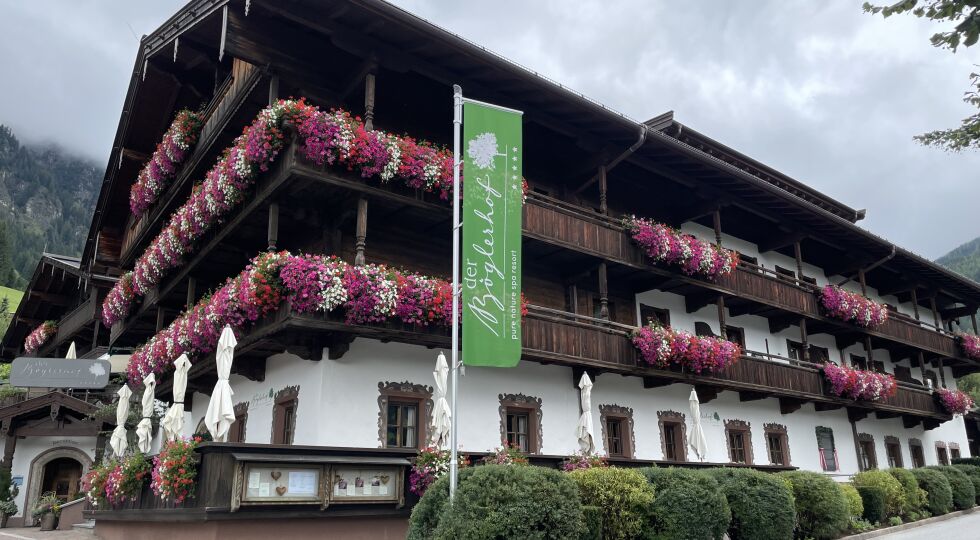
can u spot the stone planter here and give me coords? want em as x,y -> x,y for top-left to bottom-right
39,513 -> 57,531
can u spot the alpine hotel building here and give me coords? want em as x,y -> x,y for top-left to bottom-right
3,0 -> 980,537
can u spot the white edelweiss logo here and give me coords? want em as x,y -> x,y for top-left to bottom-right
89,362 -> 107,377
467,132 -> 500,170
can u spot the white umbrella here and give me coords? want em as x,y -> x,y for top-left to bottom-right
65,342 -> 76,359
576,372 -> 595,454
109,385 -> 132,458
430,352 -> 452,448
205,325 -> 237,442
688,389 -> 708,462
162,354 -> 191,441
135,373 -> 156,453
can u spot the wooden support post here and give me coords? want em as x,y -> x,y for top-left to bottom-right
858,269 -> 868,296
794,241 -> 804,283
567,284 -> 579,315
716,296 -> 727,340
354,198 -> 368,266
268,74 -> 279,106
800,318 -> 809,362
918,351 -> 928,385
598,263 -> 609,320
1,429 -> 15,471
930,297 -> 941,328
864,336 -> 874,370
598,165 -> 608,215
910,289 -> 920,321
972,312 -> 978,334
713,209 -> 722,245
364,72 -> 376,132
156,308 -> 165,332
937,357 -> 947,388
92,318 -> 101,348
267,202 -> 279,251
186,276 -> 197,310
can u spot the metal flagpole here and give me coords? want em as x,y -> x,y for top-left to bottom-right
449,84 -> 462,502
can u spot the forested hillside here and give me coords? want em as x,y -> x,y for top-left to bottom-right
0,125 -> 102,288
936,237 -> 980,283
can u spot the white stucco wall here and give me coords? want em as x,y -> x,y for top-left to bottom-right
4,436 -> 96,518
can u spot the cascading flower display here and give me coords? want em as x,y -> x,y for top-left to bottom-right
622,216 -> 738,280
817,285 -> 888,328
957,333 -> 980,361
126,251 -> 475,382
822,362 -> 897,402
630,323 -> 741,374
103,453 -> 151,506
24,321 -> 57,354
81,461 -> 115,508
936,387 -> 975,415
103,99 -> 455,327
101,273 -> 136,328
151,437 -> 201,503
561,452 -> 608,472
129,109 -> 204,215
409,446 -> 470,496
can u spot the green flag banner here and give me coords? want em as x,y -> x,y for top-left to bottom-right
461,99 -> 523,367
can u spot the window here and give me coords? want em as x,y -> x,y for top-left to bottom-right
809,346 -> 830,363
816,426 -> 838,471
765,423 -> 790,466
228,402 -> 248,443
800,275 -> 817,286
787,340 -> 806,361
739,253 -> 758,266
885,436 -> 903,468
924,370 -> 939,389
725,419 -> 753,464
894,366 -> 914,383
850,354 -> 868,370
937,442 -> 950,465
658,410 -> 687,462
857,433 -> 877,471
909,439 -> 926,468
775,265 -> 797,282
499,394 -> 542,454
951,444 -> 961,460
639,304 -> 670,327
271,386 -> 299,445
378,381 -> 432,449
599,405 -> 635,459
725,326 -> 745,348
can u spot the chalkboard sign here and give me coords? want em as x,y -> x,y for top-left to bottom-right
10,357 -> 111,389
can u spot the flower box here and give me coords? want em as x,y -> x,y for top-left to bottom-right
821,362 -> 896,402
935,388 -> 974,415
630,323 -> 741,374
817,285 -> 888,328
129,109 -> 204,215
622,216 -> 739,280
24,321 -> 57,354
957,333 -> 980,361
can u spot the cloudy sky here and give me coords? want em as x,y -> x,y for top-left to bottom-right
1,1 -> 978,259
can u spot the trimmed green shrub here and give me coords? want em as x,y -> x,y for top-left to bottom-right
641,467 -> 731,540
857,485 -> 886,524
929,466 -> 976,510
952,464 -> 980,504
952,456 -> 980,467
778,470 -> 849,540
568,467 -> 654,540
705,468 -> 796,540
888,468 -> 927,515
581,506 -> 602,540
408,465 -> 586,540
852,469 -> 905,518
888,516 -> 903,526
839,483 -> 864,519
909,468 -> 953,515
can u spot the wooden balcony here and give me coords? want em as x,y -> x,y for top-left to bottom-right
36,294 -> 98,357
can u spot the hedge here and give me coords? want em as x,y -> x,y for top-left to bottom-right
851,469 -> 905,518
568,467 -> 655,540
779,470 -> 850,540
641,467 -> 731,540
839,483 -> 864,519
928,466 -> 976,510
952,464 -> 980,504
909,468 -> 954,516
857,485 -> 886,524
705,468 -> 796,540
952,457 -> 980,467
581,506 -> 602,540
888,468 -> 927,515
408,465 -> 586,539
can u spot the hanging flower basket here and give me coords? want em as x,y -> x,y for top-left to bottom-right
24,321 -> 57,354
622,216 -> 738,280
630,323 -> 741,374
817,285 -> 888,328
821,362 -> 896,402
935,388 -> 975,415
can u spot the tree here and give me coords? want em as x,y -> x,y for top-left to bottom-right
958,372 -> 980,404
0,221 -> 12,287
864,1 -> 980,151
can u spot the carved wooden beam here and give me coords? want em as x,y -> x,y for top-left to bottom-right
695,385 -> 720,404
778,397 -> 803,415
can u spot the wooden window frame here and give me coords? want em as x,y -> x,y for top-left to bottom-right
809,345 -> 830,363
498,393 -> 543,454
885,435 -> 903,468
377,381 -> 433,449
228,401 -> 249,443
786,340 -> 805,361
599,404 -> 635,459
850,354 -> 868,370
271,385 -> 299,445
764,423 -> 790,466
724,325 -> 746,348
725,419 -> 754,465
816,426 -> 838,472
909,438 -> 926,468
738,253 -> 758,266
658,410 -> 687,462
857,433 -> 878,471
936,441 -> 950,465
639,304 -> 670,327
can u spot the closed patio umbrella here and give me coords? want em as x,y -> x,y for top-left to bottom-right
576,372 -> 595,454
109,385 -> 132,457
162,354 -> 191,441
688,389 -> 708,461
135,373 -> 156,453
65,342 -> 76,359
430,352 -> 451,448
205,325 -> 237,442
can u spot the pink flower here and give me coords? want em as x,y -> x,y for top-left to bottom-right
631,323 -> 741,374
24,321 -> 57,354
623,216 -> 738,280
958,333 -> 980,360
822,363 -> 897,401
818,285 -> 888,328
129,109 -> 204,215
936,388 -> 974,415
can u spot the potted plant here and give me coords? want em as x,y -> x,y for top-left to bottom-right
0,468 -> 18,528
31,492 -> 60,531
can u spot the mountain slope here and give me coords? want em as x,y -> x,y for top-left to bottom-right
0,125 -> 102,288
936,237 -> 980,283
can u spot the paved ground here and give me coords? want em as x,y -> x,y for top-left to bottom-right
879,510 -> 980,539
0,529 -> 91,540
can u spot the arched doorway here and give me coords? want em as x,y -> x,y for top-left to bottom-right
24,447 -> 92,526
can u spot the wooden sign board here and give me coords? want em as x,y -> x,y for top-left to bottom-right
10,357 -> 111,389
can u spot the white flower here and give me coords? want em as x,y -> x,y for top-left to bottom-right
467,132 -> 499,170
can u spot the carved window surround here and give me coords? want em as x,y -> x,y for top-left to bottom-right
229,401 -> 249,443
377,381 -> 433,448
498,393 -> 543,454
724,419 -> 753,465
599,404 -> 635,459
764,422 -> 790,466
657,410 -> 687,462
271,385 -> 299,445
